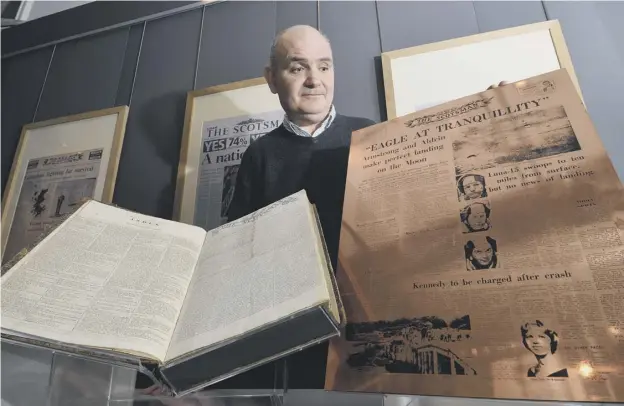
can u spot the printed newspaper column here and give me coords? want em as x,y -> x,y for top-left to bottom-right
4,149 -> 103,261
193,111 -> 283,230
325,69 -> 624,402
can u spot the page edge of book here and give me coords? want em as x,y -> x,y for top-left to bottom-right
307,202 -> 347,328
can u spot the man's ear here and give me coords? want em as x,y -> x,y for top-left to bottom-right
264,66 -> 277,94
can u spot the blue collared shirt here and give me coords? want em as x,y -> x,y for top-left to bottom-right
282,105 -> 337,138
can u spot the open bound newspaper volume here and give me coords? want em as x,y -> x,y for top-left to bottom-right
325,69 -> 624,402
0,189 -> 344,396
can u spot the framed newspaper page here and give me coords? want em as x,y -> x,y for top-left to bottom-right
173,77 -> 284,230
381,20 -> 584,119
1,106 -> 129,262
326,69 -> 624,402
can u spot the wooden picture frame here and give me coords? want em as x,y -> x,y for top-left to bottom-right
1,106 -> 129,260
173,77 -> 284,230
381,20 -> 583,120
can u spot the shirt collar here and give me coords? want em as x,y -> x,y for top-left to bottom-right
282,105 -> 336,138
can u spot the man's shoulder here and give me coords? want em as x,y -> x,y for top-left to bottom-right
334,114 -> 377,130
242,125 -> 288,156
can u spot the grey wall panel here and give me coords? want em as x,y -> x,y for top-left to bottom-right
113,8 -> 203,219
543,2 -> 624,179
595,1 -> 624,61
319,1 -> 381,122
1,1 -> 198,56
376,1 -> 479,52
28,0 -> 91,21
276,1 -> 318,32
195,1 -> 277,89
35,28 -> 128,121
115,24 -> 145,106
26,1 -> 93,21
0,47 -> 54,195
473,1 -> 546,33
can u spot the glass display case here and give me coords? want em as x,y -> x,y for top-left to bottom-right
1,341 -> 612,406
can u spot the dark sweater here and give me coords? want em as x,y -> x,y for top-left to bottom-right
221,113 -> 375,390
228,113 -> 376,271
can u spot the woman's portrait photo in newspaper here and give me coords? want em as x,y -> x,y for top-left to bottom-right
520,319 -> 568,378
460,200 -> 491,233
464,235 -> 498,270
457,173 -> 488,202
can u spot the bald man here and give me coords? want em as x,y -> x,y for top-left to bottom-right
228,25 -> 374,268
225,25 -> 375,389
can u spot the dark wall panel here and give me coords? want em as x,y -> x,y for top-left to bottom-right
115,23 -> 146,107
320,1 -> 381,122
544,2 -> 624,179
35,28 -> 128,121
276,1 -> 318,32
195,1 -> 277,89
1,1 -> 198,56
473,1 -> 545,33
113,8 -> 203,219
1,47 -> 54,195
376,1 -> 479,52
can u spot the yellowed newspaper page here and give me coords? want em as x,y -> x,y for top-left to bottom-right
1,201 -> 205,362
325,69 -> 624,402
165,190 -> 330,362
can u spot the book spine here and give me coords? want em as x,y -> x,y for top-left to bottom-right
311,204 -> 347,327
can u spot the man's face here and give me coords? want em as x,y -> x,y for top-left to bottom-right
467,204 -> 487,230
472,239 -> 494,266
266,28 -> 334,124
463,176 -> 484,199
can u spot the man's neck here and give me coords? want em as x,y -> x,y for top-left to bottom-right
283,105 -> 337,138
291,111 -> 329,130
298,121 -> 324,134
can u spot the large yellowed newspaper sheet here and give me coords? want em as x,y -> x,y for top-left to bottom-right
325,69 -> 624,402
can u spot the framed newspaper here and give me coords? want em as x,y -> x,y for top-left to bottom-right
173,77 -> 284,230
381,20 -> 583,119
1,106 -> 129,262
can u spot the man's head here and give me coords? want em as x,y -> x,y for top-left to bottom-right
264,25 -> 334,129
464,236 -> 497,269
461,202 -> 490,231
